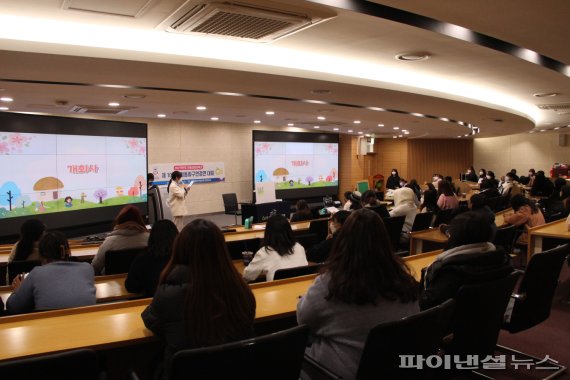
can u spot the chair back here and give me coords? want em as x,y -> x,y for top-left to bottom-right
147,186 -> 164,224
382,215 -> 406,252
504,244 -> 569,333
104,247 -> 147,275
171,325 -> 309,380
273,264 -> 323,280
308,218 -> 329,242
492,225 -> 516,254
449,271 -> 521,357
369,205 -> 390,218
545,211 -> 566,223
0,348 -> 100,380
411,212 -> 433,232
356,299 -> 456,380
7,260 -> 41,284
432,208 -> 454,227
222,193 -> 239,214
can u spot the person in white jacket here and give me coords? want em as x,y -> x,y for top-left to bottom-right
389,187 -> 419,245
243,214 -> 307,282
167,171 -> 190,231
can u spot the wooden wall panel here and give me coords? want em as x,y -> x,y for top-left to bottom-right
338,135 -> 371,197
407,139 -> 473,184
373,139 -> 408,180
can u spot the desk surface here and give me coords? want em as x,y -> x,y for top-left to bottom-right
0,251 -> 440,362
528,219 -> 570,239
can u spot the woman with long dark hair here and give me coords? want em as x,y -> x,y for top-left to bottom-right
142,219 -> 256,378
437,180 -> 459,210
290,199 -> 313,222
9,219 -> 46,262
125,219 -> 179,297
243,214 -> 307,282
91,205 -> 149,275
297,209 -> 418,379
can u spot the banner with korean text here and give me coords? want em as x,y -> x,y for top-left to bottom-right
150,162 -> 225,185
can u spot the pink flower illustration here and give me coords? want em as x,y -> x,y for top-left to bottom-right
0,142 -> 9,154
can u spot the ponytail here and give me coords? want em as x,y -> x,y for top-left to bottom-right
167,178 -> 173,193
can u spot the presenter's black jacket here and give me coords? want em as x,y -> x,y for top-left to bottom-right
386,175 -> 401,190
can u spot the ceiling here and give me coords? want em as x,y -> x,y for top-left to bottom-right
0,0 -> 569,139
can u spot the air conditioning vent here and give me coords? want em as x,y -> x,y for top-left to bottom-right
70,105 -> 136,115
161,1 -> 334,42
536,103 -> 570,111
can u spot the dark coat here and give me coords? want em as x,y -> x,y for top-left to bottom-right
420,244 -> 512,310
306,234 -> 337,263
125,252 -> 170,297
386,175 -> 401,190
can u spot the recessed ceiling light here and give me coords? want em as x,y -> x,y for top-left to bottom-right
317,116 -> 326,120
395,52 -> 430,61
404,131 -> 410,135
358,131 -> 363,134
108,102 -> 120,107
254,120 -> 261,124
196,106 -> 207,111
393,136 -> 397,139
353,120 -> 361,124
287,123 -> 294,126
457,136 -> 462,138
365,134 -> 370,137
0,97 -> 14,102
348,129 -> 354,133
265,111 -> 275,115
123,94 -> 146,99
314,126 -> 320,129
393,127 -> 400,130
398,134 -> 403,137
157,114 -> 166,118
539,129 -> 546,132
533,92 -> 558,98
529,131 -> 535,134
464,134 -> 469,137
333,128 -> 339,131
377,124 -> 384,127
211,117 -> 219,121
554,127 -> 561,130
0,106 -> 9,111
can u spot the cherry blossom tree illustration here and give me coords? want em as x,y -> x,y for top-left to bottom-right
93,189 -> 108,204
305,176 -> 313,186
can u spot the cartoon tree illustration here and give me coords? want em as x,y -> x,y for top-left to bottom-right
305,176 -> 313,186
0,182 -> 21,211
255,170 -> 268,183
16,195 -> 31,209
93,189 -> 108,204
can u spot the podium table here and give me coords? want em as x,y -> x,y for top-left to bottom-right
241,201 -> 291,224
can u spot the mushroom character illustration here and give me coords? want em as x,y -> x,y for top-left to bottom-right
273,167 -> 289,183
34,177 -> 64,203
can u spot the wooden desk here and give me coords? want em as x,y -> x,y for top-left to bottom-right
494,208 -> 513,228
403,249 -> 441,281
527,219 -> 570,261
409,229 -> 448,255
0,250 -> 442,362
0,274 -> 138,311
0,246 -> 99,265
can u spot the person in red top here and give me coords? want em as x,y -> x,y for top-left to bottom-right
504,194 -> 545,244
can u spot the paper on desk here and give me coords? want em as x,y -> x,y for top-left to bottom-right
253,225 -> 266,230
326,207 -> 340,214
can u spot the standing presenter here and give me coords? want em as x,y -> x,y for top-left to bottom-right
167,171 -> 192,231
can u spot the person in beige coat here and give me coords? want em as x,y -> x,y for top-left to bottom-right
167,171 -> 190,231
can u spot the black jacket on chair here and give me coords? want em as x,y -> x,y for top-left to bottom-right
420,244 -> 512,310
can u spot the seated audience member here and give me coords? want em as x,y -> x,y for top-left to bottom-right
500,172 -> 516,196
432,174 -> 443,190
477,168 -> 487,184
420,188 -> 440,215
544,178 -> 569,216
444,176 -> 460,195
420,212 -> 512,310
297,209 -> 419,380
530,170 -> 554,196
125,220 -> 179,297
386,169 -> 401,190
399,178 -> 408,188
361,190 -> 382,208
290,199 -> 313,222
344,191 -> 362,211
142,219 -> 255,378
504,194 -> 546,244
92,205 -> 149,275
307,210 -> 351,263
470,194 -> 497,239
7,231 -> 96,314
437,180 -> 459,210
243,214 -> 307,282
561,185 -> 570,215
8,219 -> 46,263
479,178 -> 501,199
406,179 -> 422,202
465,166 -> 478,182
527,168 -> 536,187
485,171 -> 499,188
389,187 -> 419,244
509,169 -> 520,183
